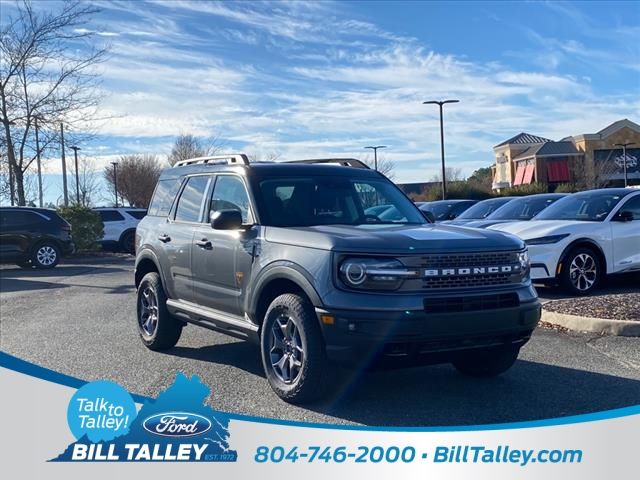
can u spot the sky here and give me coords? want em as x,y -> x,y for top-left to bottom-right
3,0 -> 640,205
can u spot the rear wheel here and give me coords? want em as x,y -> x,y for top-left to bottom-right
453,345 -> 520,377
31,243 -> 60,269
136,272 -> 182,350
559,247 -> 601,296
260,293 -> 331,404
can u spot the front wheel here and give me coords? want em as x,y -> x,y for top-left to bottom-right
136,272 -> 182,350
121,231 -> 136,254
559,247 -> 601,296
31,243 -> 60,269
453,345 -> 520,377
260,293 -> 331,404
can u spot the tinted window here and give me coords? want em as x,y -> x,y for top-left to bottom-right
489,196 -> 563,220
535,192 -> 627,221
256,176 -> 424,227
0,210 -> 45,226
619,195 -> 640,220
456,198 -> 513,219
126,210 -> 147,219
148,179 -> 182,217
210,175 -> 252,224
97,210 -> 124,222
175,175 -> 210,222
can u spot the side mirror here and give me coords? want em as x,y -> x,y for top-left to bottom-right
614,210 -> 634,222
211,210 -> 243,230
422,210 -> 435,223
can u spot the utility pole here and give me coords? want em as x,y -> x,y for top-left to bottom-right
34,116 -> 44,207
111,162 -> 119,207
614,142 -> 636,188
365,145 -> 387,171
423,99 -> 459,200
3,119 -> 16,206
60,123 -> 68,206
70,145 -> 81,204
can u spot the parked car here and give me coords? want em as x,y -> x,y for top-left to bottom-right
0,207 -> 74,268
94,207 -> 146,253
418,199 -> 477,222
134,154 -> 540,403
441,197 -> 515,225
490,188 -> 640,295
463,194 -> 566,229
364,204 -> 393,217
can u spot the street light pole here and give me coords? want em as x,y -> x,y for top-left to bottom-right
111,162 -> 119,207
3,119 -> 16,206
614,142 -> 636,188
70,146 -> 81,204
34,116 -> 44,207
60,123 -> 69,206
365,145 -> 387,171
423,99 -> 459,200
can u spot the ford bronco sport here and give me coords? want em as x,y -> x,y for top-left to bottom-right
134,154 -> 541,403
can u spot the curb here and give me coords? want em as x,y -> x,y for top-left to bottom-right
541,309 -> 640,337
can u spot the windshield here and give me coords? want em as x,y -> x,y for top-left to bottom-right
255,176 -> 425,227
456,198 -> 512,220
420,202 -> 454,220
488,196 -> 563,220
534,192 -> 627,221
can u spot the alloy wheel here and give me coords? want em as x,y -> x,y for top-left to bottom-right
269,313 -> 304,384
569,253 -> 597,292
36,245 -> 57,266
139,285 -> 159,336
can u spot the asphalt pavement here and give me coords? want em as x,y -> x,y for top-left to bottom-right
1,254 -> 639,427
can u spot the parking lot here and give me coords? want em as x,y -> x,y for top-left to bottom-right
1,253 -> 639,427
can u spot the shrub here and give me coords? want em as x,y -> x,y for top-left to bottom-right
57,205 -> 104,251
554,183 -> 581,193
499,183 -> 548,196
412,181 -> 492,201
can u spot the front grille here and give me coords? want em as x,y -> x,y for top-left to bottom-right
424,293 -> 519,313
398,251 -> 523,290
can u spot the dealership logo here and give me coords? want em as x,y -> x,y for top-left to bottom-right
142,412 -> 212,437
424,265 -> 518,277
614,153 -> 638,169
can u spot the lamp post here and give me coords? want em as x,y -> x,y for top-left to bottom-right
364,145 -> 387,171
60,123 -> 68,206
423,99 -> 459,200
2,119 -> 16,205
111,161 -> 119,207
33,115 -> 44,207
70,145 -> 81,204
614,142 -> 636,188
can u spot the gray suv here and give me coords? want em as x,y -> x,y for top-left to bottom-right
134,155 -> 541,403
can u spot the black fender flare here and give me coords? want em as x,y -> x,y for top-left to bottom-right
247,262 -> 323,320
134,249 -> 169,291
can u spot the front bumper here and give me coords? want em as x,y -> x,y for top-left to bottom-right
317,298 -> 541,365
527,244 -> 563,280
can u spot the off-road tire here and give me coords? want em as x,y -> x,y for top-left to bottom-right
137,272 -> 182,351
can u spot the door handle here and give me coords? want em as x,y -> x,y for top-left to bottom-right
195,238 -> 212,249
158,234 -> 171,243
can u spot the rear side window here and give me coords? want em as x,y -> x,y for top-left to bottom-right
148,179 -> 182,217
174,175 -> 210,222
126,210 -> 147,220
98,210 -> 125,222
620,195 -> 640,220
0,210 -> 47,226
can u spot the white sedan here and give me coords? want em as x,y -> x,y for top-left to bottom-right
490,188 -> 640,295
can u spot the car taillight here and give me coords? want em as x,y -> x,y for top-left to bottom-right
61,223 -> 72,232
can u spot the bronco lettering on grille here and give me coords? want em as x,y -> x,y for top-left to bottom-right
424,265 -> 518,277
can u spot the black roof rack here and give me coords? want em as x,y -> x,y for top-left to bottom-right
285,158 -> 370,169
174,154 -> 250,167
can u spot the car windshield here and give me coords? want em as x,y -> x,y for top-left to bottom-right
488,196 -> 563,220
456,198 -> 512,220
534,192 -> 627,221
256,176 -> 425,227
420,202 -> 454,220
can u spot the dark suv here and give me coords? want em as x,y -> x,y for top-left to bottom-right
0,207 -> 74,268
135,155 -> 541,403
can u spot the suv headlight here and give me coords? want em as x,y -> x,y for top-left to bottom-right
339,258 -> 416,291
518,249 -> 530,271
525,234 -> 570,245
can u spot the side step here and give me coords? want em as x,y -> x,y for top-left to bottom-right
166,299 -> 259,342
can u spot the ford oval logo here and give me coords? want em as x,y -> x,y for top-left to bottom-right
142,412 -> 212,437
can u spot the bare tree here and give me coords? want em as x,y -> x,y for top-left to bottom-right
167,133 -> 225,165
246,151 -> 282,162
429,166 -> 464,183
76,156 -> 100,207
103,154 -> 162,208
0,0 -> 107,205
362,154 -> 396,180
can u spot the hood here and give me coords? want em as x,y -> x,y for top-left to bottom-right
264,223 -> 525,254
463,219 -> 517,229
489,220 -> 598,239
441,218 -> 478,226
